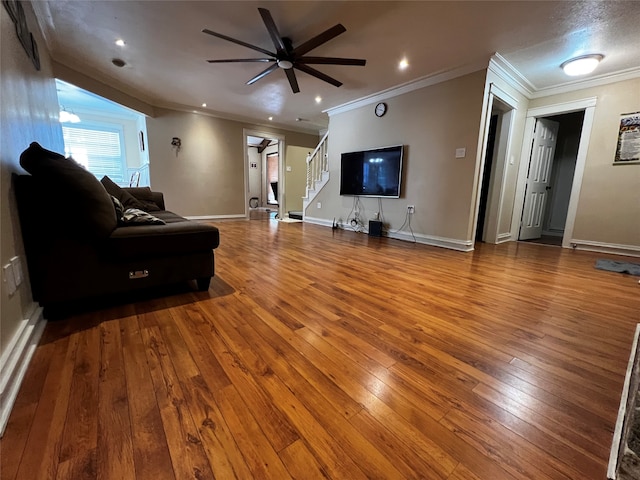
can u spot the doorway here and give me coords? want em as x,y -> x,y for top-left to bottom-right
475,93 -> 515,244
519,111 -> 584,246
244,130 -> 285,220
511,97 -> 597,248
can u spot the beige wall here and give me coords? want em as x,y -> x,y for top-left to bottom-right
0,4 -> 63,354
146,108 -> 318,217
529,78 -> 640,247
311,71 -> 486,242
285,146 -> 309,214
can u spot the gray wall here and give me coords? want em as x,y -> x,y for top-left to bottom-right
1,4 -> 64,354
146,109 -> 318,217
309,71 -> 486,243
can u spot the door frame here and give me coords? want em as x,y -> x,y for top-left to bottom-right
511,97 -> 597,247
471,83 -> 518,244
243,129 -> 286,219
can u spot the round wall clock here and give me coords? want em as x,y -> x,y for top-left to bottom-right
375,102 -> 387,117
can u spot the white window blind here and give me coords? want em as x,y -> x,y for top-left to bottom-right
62,124 -> 127,184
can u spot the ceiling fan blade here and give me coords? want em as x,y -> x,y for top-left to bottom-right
247,63 -> 279,85
258,8 -> 287,55
207,58 -> 275,63
297,57 -> 366,66
202,28 -> 275,57
294,64 -> 342,88
284,68 -> 300,94
293,24 -> 346,57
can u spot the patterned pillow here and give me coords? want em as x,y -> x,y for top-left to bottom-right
122,208 -> 165,225
111,195 -> 124,222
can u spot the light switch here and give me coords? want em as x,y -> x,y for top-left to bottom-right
3,263 -> 16,296
455,148 -> 466,158
286,166 -> 292,172
10,256 -> 22,286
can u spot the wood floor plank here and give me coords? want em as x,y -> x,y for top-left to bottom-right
13,332 -> 79,480
140,326 -> 215,480
97,318 -> 135,480
121,314 -> 176,480
2,220 -> 638,480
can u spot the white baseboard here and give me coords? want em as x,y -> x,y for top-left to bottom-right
185,214 -> 247,221
386,230 -> 474,251
304,216 -> 474,252
496,233 -> 512,244
303,216 -> 334,228
0,305 -> 46,437
569,239 -> 640,258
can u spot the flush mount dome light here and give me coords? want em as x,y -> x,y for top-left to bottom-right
561,54 -> 603,76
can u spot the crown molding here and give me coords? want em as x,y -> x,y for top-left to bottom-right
325,61 -> 488,117
530,66 -> 640,99
488,53 -> 535,98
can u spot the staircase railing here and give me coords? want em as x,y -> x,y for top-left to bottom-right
306,131 -> 329,196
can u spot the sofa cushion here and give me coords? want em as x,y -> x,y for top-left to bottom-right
122,208 -> 166,225
19,142 -> 117,238
108,212 -> 219,258
100,175 -> 159,211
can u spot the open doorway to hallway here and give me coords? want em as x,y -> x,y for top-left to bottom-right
519,111 -> 584,247
246,133 -> 280,220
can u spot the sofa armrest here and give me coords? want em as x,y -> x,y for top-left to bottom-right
124,187 -> 165,210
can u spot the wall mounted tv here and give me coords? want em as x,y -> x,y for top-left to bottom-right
340,145 -> 404,198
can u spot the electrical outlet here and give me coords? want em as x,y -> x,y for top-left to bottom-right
317,202 -> 322,209
407,205 -> 415,214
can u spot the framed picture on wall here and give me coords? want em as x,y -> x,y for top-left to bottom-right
2,0 -> 18,22
614,112 -> 640,165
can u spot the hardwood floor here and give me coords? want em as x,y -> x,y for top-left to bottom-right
2,220 -> 639,479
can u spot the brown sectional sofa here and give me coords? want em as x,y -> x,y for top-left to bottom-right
14,142 -> 220,316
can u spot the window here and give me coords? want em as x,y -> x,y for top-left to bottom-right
61,123 -> 127,184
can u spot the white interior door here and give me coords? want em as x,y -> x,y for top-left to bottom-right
519,118 -> 559,240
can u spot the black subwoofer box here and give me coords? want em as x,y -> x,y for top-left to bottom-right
368,220 -> 383,237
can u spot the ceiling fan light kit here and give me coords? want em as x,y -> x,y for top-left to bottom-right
203,8 -> 366,94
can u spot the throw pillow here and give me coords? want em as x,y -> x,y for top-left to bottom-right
101,175 -> 149,210
123,186 -> 162,211
111,195 -> 124,222
19,142 -> 117,238
122,208 -> 166,225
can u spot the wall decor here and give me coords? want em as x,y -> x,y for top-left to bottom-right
614,111 -> 640,164
3,0 -> 40,71
2,0 -> 18,22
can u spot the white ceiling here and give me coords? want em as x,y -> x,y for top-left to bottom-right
35,1 -> 640,133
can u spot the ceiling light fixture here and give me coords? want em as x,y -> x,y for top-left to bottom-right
399,58 -> 409,70
268,116 -> 273,121
115,39 -> 126,47
561,54 -> 603,76
201,103 -> 207,107
315,96 -> 322,104
112,58 -> 126,68
277,59 -> 293,70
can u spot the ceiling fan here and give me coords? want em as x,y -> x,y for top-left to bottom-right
202,8 -> 366,94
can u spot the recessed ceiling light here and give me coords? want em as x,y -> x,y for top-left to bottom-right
268,116 -> 273,121
561,54 -> 603,76
315,96 -> 322,104
115,39 -> 125,47
399,58 -> 409,70
112,58 -> 126,68
201,103 -> 207,107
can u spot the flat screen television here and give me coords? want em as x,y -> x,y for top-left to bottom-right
340,145 -> 404,198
